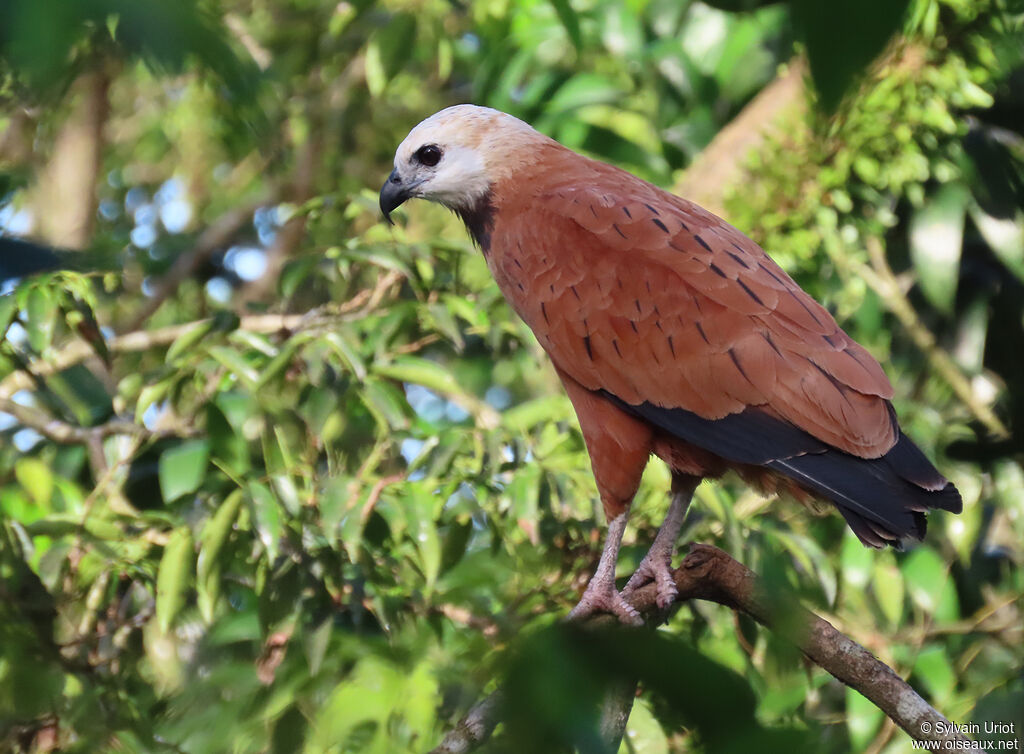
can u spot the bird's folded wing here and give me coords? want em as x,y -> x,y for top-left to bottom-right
500,177 -> 897,459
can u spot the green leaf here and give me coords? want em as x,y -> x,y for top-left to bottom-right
156,526 -> 194,633
913,645 -> 956,704
376,356 -> 461,396
166,319 -> 215,363
909,183 -> 969,314
25,284 -> 57,353
791,0 -> 912,112
549,0 -> 582,52
158,440 -> 211,502
901,547 -> 947,613
845,687 -> 884,751
840,531 -> 873,588
197,490 -> 243,623
248,482 -> 282,560
46,364 -> 114,426
971,207 -> 1024,282
621,698 -> 669,754
15,458 -> 53,506
872,559 -> 904,626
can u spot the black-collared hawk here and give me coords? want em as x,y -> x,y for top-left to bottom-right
380,105 -> 962,622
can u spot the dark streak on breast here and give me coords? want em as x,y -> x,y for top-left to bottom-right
583,335 -> 594,360
623,206 -> 632,218
667,335 -> 675,356
709,263 -> 728,278
630,321 -> 639,333
634,299 -> 642,314
570,285 -> 581,300
694,234 -> 712,252
613,339 -> 622,357
652,218 -> 669,233
645,203 -> 660,216
541,302 -> 549,324
613,223 -> 628,239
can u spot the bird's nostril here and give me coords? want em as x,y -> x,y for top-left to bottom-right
390,174 -> 401,184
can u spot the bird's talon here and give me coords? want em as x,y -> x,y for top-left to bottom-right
568,584 -> 643,626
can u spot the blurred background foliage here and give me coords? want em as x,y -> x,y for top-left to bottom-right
0,0 -> 1022,751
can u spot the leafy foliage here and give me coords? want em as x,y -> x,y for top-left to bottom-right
0,1 -> 1022,752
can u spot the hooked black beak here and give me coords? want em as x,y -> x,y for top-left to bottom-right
379,169 -> 410,225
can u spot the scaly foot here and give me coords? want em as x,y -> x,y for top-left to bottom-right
567,574 -> 642,626
566,512 -> 642,626
620,480 -> 697,609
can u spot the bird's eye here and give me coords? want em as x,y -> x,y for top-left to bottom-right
414,144 -> 442,167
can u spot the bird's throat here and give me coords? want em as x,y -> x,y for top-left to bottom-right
454,191 -> 496,252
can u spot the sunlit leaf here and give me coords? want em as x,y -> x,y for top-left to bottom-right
158,440 -> 211,502
156,526 -> 194,633
909,183 -> 969,314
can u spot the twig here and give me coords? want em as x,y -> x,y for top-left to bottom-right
430,544 -> 982,753
0,397 -> 162,443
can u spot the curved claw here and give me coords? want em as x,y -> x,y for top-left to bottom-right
568,578 -> 643,626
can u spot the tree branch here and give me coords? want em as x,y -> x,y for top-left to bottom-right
430,544 -> 982,753
0,397 -> 169,444
0,270 -> 405,401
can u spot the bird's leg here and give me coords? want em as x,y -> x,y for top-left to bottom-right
621,477 -> 698,608
567,512 -> 642,626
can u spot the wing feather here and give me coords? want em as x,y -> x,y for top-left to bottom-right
493,171 -> 896,457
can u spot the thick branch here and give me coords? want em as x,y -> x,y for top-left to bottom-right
674,58 -> 807,217
32,69 -> 110,249
431,544 -> 981,754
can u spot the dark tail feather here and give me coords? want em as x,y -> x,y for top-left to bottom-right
0,236 -> 70,282
766,434 -> 961,547
601,393 -> 961,548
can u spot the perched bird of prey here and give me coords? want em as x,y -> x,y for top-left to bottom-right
381,105 -> 962,623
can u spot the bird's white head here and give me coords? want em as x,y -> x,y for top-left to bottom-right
379,105 -> 543,224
